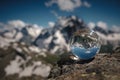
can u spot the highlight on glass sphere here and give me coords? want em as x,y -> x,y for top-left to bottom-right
69,28 -> 101,60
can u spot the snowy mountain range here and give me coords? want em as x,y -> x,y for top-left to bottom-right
93,25 -> 120,47
0,24 -> 42,47
0,16 -> 120,53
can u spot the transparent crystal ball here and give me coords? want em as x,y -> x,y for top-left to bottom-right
69,29 -> 101,60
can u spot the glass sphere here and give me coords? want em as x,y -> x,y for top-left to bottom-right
69,28 -> 101,60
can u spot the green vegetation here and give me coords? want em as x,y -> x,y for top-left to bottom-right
37,53 -> 60,65
99,44 -> 114,53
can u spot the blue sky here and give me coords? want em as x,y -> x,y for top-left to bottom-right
0,0 -> 120,27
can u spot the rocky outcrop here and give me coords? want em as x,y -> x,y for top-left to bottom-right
48,53 -> 120,80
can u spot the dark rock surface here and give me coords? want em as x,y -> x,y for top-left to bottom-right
48,53 -> 120,80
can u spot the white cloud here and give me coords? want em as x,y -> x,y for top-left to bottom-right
48,21 -> 55,27
45,0 -> 56,7
5,56 -> 23,75
97,21 -> 108,29
52,30 -> 70,53
32,62 -> 51,77
5,55 -> 51,78
87,21 -> 120,43
88,21 -> 120,32
83,1 -> 91,8
44,36 -> 53,48
45,0 -> 91,12
0,20 -> 27,31
88,21 -> 108,30
8,20 -> 26,28
111,25 -> 120,32
96,32 -> 120,41
19,61 -> 51,77
88,22 -> 95,29
51,10 -> 59,18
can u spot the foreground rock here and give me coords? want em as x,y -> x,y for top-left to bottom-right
48,53 -> 120,80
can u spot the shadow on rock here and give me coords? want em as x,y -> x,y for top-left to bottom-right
57,53 -> 95,67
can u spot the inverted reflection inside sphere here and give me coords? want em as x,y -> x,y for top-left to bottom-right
69,28 -> 101,60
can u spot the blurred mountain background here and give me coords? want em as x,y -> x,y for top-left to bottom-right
0,16 -> 120,54
0,0 -> 120,80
